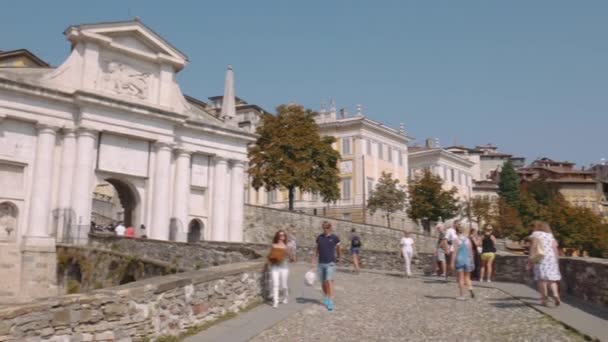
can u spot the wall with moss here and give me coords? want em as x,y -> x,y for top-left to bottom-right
56,246 -> 177,294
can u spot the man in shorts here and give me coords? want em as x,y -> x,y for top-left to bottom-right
313,221 -> 341,311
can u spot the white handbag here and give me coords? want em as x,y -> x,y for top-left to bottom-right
304,269 -> 316,286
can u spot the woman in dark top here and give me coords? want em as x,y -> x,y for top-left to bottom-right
480,226 -> 497,282
469,227 -> 482,281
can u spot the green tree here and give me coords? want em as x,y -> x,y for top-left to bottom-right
470,196 -> 493,228
367,172 -> 407,227
498,160 -> 521,209
493,198 -> 527,240
248,104 -> 341,210
407,170 -> 459,231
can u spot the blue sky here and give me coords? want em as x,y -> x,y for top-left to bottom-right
1,1 -> 606,166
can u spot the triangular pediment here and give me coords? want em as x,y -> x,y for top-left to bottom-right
64,20 -> 187,68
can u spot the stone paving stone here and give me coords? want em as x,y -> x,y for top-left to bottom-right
250,271 -> 585,342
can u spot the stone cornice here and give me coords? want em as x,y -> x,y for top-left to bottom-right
320,117 -> 411,144
182,121 -> 257,142
409,149 -> 476,167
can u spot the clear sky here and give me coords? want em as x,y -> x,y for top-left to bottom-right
1,1 -> 606,166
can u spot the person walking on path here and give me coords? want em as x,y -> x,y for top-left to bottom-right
452,222 -> 475,300
469,226 -> 482,281
114,222 -> 126,236
267,230 -> 293,308
312,221 -> 341,311
287,231 -> 297,262
444,221 -> 458,275
400,231 -> 415,277
436,235 -> 449,278
527,221 -> 562,307
479,226 -> 497,283
350,228 -> 362,274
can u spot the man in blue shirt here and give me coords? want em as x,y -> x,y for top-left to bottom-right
313,221 -> 341,311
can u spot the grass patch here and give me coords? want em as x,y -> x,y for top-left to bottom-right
154,298 -> 263,341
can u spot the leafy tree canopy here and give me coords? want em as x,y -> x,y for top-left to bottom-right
407,169 -> 459,224
248,104 -> 341,210
498,160 -> 521,209
367,172 -> 407,227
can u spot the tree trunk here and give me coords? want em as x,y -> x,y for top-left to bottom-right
288,186 -> 295,211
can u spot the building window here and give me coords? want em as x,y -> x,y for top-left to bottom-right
367,178 -> 374,198
378,143 -> 383,160
268,190 -> 276,204
342,137 -> 351,155
341,178 -> 351,200
388,147 -> 393,162
398,151 -> 403,166
366,139 -> 372,155
311,192 -> 319,201
450,168 -> 455,182
342,213 -> 352,221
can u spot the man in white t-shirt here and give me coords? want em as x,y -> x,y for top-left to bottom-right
444,220 -> 459,273
400,231 -> 415,277
114,222 -> 126,236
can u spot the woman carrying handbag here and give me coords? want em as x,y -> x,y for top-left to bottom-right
267,230 -> 294,308
527,221 -> 561,307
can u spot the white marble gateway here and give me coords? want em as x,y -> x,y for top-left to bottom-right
0,20 -> 253,249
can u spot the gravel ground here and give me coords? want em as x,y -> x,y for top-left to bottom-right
251,271 -> 584,342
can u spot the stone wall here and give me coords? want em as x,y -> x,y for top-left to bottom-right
0,261 -> 265,341
89,234 -> 262,270
494,254 -> 608,308
56,245 -> 176,294
244,205 -> 437,254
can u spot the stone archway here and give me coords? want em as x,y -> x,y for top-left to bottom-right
187,219 -> 203,243
91,178 -> 139,228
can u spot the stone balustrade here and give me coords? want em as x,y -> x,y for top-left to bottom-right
0,261 -> 265,341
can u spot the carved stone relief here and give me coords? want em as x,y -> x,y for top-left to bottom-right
101,61 -> 150,99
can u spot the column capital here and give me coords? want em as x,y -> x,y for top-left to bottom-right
154,141 -> 174,151
213,155 -> 229,164
174,146 -> 193,157
75,126 -> 98,138
231,159 -> 247,168
35,123 -> 61,134
61,127 -> 77,137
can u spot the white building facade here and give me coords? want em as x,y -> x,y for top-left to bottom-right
0,20 -> 253,302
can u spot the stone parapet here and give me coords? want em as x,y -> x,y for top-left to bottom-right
494,254 -> 608,308
0,261 -> 265,341
244,204 -> 438,254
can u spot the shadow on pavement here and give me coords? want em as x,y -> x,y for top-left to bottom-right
490,301 -> 529,309
423,295 -> 458,300
296,297 -> 323,305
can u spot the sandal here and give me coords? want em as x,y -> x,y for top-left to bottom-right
540,297 -> 548,307
552,296 -> 561,307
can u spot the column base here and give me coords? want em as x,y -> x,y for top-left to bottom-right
20,241 -> 58,301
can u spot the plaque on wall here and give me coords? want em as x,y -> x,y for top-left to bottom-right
98,133 -> 150,177
191,155 -> 209,188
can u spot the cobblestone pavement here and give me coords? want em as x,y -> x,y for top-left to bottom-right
251,271 -> 584,342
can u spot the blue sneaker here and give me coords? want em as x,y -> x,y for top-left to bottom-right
327,300 -> 334,311
323,297 -> 329,307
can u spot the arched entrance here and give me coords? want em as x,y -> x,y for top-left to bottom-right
0,201 -> 18,241
91,178 -> 138,228
187,219 -> 203,243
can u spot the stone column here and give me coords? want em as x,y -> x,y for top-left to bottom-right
228,160 -> 245,242
69,127 -> 98,243
172,148 -> 192,242
24,124 -> 59,246
21,123 -> 60,301
55,128 -> 76,241
211,156 -> 228,241
150,142 -> 173,240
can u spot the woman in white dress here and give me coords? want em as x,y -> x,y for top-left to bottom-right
528,221 -> 561,307
400,231 -> 415,277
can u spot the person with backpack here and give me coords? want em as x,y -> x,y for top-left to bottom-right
350,228 -> 362,274
400,231 -> 415,277
451,222 -> 475,300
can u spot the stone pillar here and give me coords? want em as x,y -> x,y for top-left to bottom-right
70,128 -> 98,243
21,123 -> 59,301
211,156 -> 228,241
228,160 -> 245,242
55,128 -> 76,241
172,148 -> 192,242
24,124 -> 59,245
150,142 -> 172,240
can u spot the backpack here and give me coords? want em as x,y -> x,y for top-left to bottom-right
351,236 -> 361,248
455,237 -> 469,267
